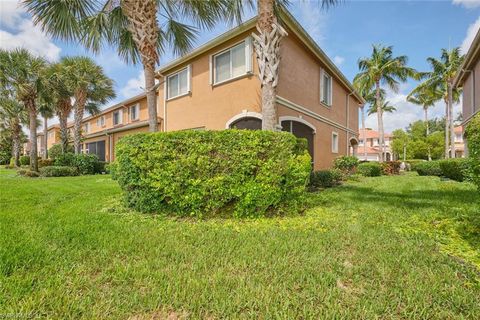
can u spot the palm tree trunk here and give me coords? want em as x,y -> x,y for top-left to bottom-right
424,106 -> 431,161
448,82 -> 455,159
43,115 -> 48,159
375,81 -> 385,162
57,108 -> 69,154
122,0 -> 159,132
12,119 -> 21,167
444,99 -> 450,159
73,93 -> 87,154
253,0 -> 287,131
27,100 -> 38,172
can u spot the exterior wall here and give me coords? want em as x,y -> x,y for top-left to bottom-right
159,30 -> 261,132
463,58 -> 480,125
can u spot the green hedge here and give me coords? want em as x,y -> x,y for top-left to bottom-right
439,159 -> 469,182
412,161 -> 442,176
333,156 -> 358,175
39,166 -> 79,177
17,169 -> 40,177
115,130 -> 311,218
19,155 -> 30,166
48,144 -> 74,160
465,113 -> 480,190
54,152 -> 100,175
38,159 -> 54,168
357,162 -> 383,177
310,169 -> 343,188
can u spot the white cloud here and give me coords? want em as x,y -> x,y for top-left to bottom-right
460,16 -> 480,54
0,0 -> 61,61
333,55 -> 345,66
120,71 -> 145,98
453,0 -> 480,9
296,1 -> 328,45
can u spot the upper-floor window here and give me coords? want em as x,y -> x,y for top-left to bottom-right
332,132 -> 339,153
97,116 -> 105,127
320,68 -> 332,106
455,133 -> 462,142
167,67 -> 190,100
83,122 -> 90,134
113,109 -> 123,126
129,104 -> 140,121
48,132 -> 54,139
213,38 -> 252,85
359,139 -> 364,146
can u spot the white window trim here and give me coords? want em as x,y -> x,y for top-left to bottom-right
320,68 -> 333,107
211,37 -> 252,86
97,116 -> 105,127
332,131 -> 339,153
166,65 -> 191,101
129,103 -> 140,121
84,122 -> 90,134
113,109 -> 123,126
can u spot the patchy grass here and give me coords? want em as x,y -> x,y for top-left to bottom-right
0,169 -> 479,318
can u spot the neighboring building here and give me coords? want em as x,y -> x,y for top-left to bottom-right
452,125 -> 465,158
34,10 -> 364,169
357,128 -> 394,162
453,26 -> 480,156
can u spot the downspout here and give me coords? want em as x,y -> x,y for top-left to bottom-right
346,92 -> 354,155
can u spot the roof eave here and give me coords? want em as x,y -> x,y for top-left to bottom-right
454,27 -> 480,88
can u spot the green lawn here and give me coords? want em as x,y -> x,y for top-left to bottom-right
1,169 -> 479,319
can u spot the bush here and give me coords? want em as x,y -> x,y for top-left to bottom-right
357,162 -> 383,177
54,152 -> 100,175
439,159 -> 469,182
465,113 -> 480,190
48,144 -> 74,160
412,161 -> 442,176
333,156 -> 359,175
39,166 -> 79,177
310,169 -> 343,188
38,159 -> 54,168
17,169 -> 40,178
106,162 -> 118,179
381,161 -> 401,175
54,152 -> 75,167
115,130 -> 312,218
19,155 -> 30,166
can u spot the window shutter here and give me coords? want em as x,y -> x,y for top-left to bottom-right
187,64 -> 192,93
328,74 -> 333,105
209,55 -> 213,85
320,68 -> 324,103
245,36 -> 253,74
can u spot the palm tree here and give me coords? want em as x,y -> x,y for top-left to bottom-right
413,49 -> 463,158
253,0 -> 339,130
60,56 -> 115,154
367,100 -> 396,116
0,95 -> 27,167
407,86 -> 438,137
353,44 -> 417,162
0,49 -> 47,171
38,102 -> 54,159
23,0 -> 249,133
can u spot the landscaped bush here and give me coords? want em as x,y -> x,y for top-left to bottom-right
19,155 -> 30,166
54,152 -> 100,175
381,161 -> 401,175
404,159 -> 426,171
17,169 -> 40,177
333,156 -> 359,175
357,162 -> 383,177
465,113 -> 480,190
412,161 -> 442,176
115,130 -> 311,217
54,152 -> 75,167
39,166 -> 79,177
310,169 -> 343,189
48,144 -> 74,160
106,162 -> 118,179
38,159 -> 54,168
439,159 -> 469,182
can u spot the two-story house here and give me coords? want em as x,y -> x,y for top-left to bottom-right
36,10 -> 364,170
357,128 -> 394,162
454,25 -> 480,155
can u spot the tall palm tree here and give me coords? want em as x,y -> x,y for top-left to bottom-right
407,86 -> 438,137
23,0 -> 250,133
60,56 -> 115,154
253,0 -> 338,130
367,100 -> 396,116
38,102 -> 54,159
413,48 -> 463,158
0,95 -> 28,167
353,44 -> 417,162
0,49 -> 47,171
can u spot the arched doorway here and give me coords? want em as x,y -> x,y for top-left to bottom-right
385,152 -> 391,161
280,118 -> 315,159
349,137 -> 358,156
229,117 -> 262,130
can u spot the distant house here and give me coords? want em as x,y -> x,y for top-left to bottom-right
453,25 -> 480,155
357,128 -> 394,161
452,125 -> 465,158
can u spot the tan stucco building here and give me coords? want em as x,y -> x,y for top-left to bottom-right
37,11 -> 364,170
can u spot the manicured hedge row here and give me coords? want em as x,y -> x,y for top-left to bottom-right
357,162 -> 383,177
115,130 -> 311,217
39,166 -> 79,177
412,161 -> 442,176
54,153 -> 102,175
310,169 -> 343,188
412,159 -> 469,181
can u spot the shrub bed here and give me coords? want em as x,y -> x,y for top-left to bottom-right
310,169 -> 343,189
333,156 -> 359,175
381,161 -> 401,175
54,153 -> 100,175
17,169 -> 40,177
412,161 -> 442,176
39,166 -> 79,177
357,162 -> 383,177
38,159 -> 54,168
115,130 -> 311,217
19,155 -> 30,166
439,159 -> 469,182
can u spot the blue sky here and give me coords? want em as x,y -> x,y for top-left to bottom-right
1,0 -> 479,132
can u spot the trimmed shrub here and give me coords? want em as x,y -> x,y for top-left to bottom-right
412,161 -> 442,176
40,166 -> 79,177
38,159 -> 54,168
310,169 -> 343,188
115,130 -> 312,218
465,113 -> 480,190
17,169 -> 40,178
333,156 -> 359,175
48,144 -> 74,160
439,159 -> 469,182
357,162 -> 383,177
54,152 -> 75,167
73,153 -> 100,175
106,162 -> 118,179
381,161 -> 401,175
19,155 -> 30,166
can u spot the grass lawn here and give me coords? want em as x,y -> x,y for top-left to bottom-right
0,168 -> 479,319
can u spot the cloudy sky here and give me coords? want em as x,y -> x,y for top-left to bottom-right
1,0 -> 479,132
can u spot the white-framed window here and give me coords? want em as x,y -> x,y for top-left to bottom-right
320,68 -> 333,106
129,104 -> 140,121
113,109 -> 123,126
332,132 -> 339,153
48,131 -> 54,139
97,116 -> 105,127
212,38 -> 252,85
83,122 -> 90,134
167,66 -> 190,100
